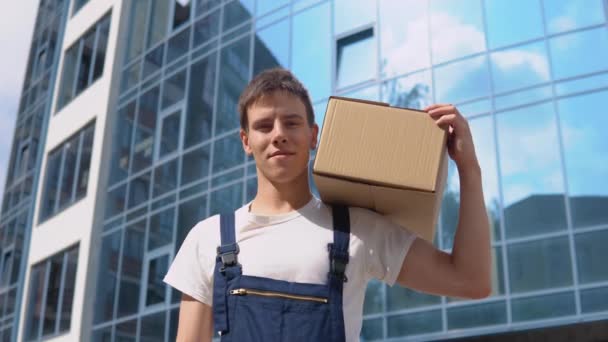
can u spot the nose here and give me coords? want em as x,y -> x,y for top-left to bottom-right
271,122 -> 288,145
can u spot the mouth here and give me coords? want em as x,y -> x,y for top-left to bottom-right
268,151 -> 295,159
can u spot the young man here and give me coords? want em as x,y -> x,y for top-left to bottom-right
164,68 -> 490,341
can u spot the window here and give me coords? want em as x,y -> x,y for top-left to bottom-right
336,28 -> 376,89
24,245 -> 79,341
72,0 -> 90,15
172,0 -> 192,30
57,13 -> 111,110
39,121 -> 95,223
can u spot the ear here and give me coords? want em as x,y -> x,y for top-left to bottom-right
240,128 -> 252,155
310,123 -> 319,150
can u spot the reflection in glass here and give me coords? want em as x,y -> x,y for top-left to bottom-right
254,19 -> 289,75
24,264 -> 44,340
575,230 -> 608,284
181,144 -> 210,185
116,319 -> 137,342
212,134 -> 244,173
382,70 -> 431,109
494,85 -> 552,111
386,285 -> 440,312
387,310 -> 442,337
140,311 -> 166,342
159,111 -> 181,158
430,0 -> 485,64
216,37 -> 250,135
336,28 -> 376,89
146,255 -> 169,306
496,103 -> 567,238
511,291 -> 575,322
147,0 -> 170,49
292,3 -> 330,101
149,208 -> 174,251
94,230 -> 121,323
126,1 -> 150,62
508,237 -> 572,293
490,41 -> 550,93
361,318 -> 383,341
76,125 -> 94,199
544,0 -> 605,34
128,171 -> 151,209
58,138 -> 78,209
173,0 -> 191,30
177,195 -> 207,249
581,286 -> 608,314
550,28 -> 608,80
193,9 -> 220,49
223,0 -> 253,32
379,0 -> 431,77
167,28 -> 190,64
257,0 -> 288,16
143,44 -> 164,78
40,149 -> 62,220
162,70 -> 187,109
558,91 -> 608,228
153,158 -> 178,197
186,53 -> 216,147
434,56 -> 490,104
362,279 -> 383,315
484,0 -> 543,49
447,301 -> 506,330
59,248 -> 78,331
334,0 -> 375,36
132,87 -> 159,173
117,220 -> 145,317
209,183 -> 243,216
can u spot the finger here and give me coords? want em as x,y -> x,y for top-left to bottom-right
428,106 -> 459,118
434,113 -> 457,130
424,103 -> 452,112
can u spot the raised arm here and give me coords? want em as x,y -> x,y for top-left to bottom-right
176,294 -> 214,342
396,104 -> 491,299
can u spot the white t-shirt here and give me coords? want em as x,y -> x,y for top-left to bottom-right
163,197 -> 417,342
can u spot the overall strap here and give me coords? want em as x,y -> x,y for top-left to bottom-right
328,205 -> 350,342
213,212 -> 241,336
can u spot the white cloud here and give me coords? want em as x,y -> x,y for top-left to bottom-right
492,49 -> 550,81
429,12 -> 486,64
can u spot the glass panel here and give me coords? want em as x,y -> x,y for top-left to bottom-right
292,3 -> 330,101
380,0 -> 431,77
550,28 -> 608,80
76,124 -> 94,199
41,255 -> 62,336
575,229 -> 608,284
555,72 -> 608,97
59,247 -> 78,332
447,301 -> 507,330
496,103 -> 567,238
362,278 -> 383,315
216,36 -> 250,135
105,184 -> 126,219
484,0 -> 543,49
122,61 -> 141,93
58,43 -> 78,108
41,149 -> 62,220
558,91 -> 608,228
212,134 -> 244,173
381,70 -> 431,109
58,137 -> 78,209
126,1 -> 150,62
223,0 -> 253,32
196,0 -> 222,16
117,220 -> 145,317
173,0 -> 191,30
159,111 -> 181,159
434,55 -> 490,104
511,291 -> 575,322
181,144 -> 210,185
336,28 -> 376,89
110,102 -> 135,185
93,15 -> 110,81
508,236 -> 572,293
143,44 -> 164,78
25,264 -> 45,340
162,70 -> 187,109
386,285 -> 440,311
169,308 -> 179,342
387,310 -> 442,338
128,171 -> 151,209
490,41 -> 550,94
185,53 -> 216,147
167,28 -> 191,64
254,18 -> 289,75
140,311 -> 165,342
76,29 -> 95,95
147,0 -> 170,48
177,195 -> 207,249
146,254 -> 169,306
115,319 -> 137,342
580,286 -> 608,314
334,0 -> 375,36
91,327 -> 112,342
257,0 -> 288,16
148,207 -> 174,251
153,158 -> 178,198
430,0 -> 485,64
132,86 -> 159,173
494,85 -> 552,111
94,231 -> 122,324
361,318 -> 383,341
209,183 -> 243,216
544,0 -> 605,34
193,8 -> 220,49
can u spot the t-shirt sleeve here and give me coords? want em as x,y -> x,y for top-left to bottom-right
360,210 -> 418,286
163,222 -> 214,306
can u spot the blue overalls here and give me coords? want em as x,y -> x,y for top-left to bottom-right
212,205 -> 350,341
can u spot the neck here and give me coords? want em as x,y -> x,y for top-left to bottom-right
251,170 -> 313,215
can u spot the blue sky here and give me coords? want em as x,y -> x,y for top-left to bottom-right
0,1 -> 38,208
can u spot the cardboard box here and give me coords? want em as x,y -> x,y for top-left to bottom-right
312,96 -> 448,242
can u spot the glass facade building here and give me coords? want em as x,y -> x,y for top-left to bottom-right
1,0 -> 608,341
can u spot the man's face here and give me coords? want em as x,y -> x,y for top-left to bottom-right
240,91 -> 318,184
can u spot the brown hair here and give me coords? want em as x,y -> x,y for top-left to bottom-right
238,68 -> 315,131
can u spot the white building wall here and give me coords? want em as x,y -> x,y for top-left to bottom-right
17,1 -> 127,341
